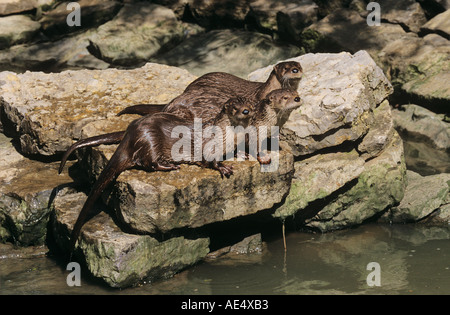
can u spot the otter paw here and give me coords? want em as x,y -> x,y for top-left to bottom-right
215,163 -> 234,178
257,154 -> 271,165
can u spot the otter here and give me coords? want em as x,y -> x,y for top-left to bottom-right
58,62 -> 302,171
234,89 -> 302,163
67,98 -> 254,255
59,89 -> 301,173
117,61 -> 302,118
67,89 -> 302,255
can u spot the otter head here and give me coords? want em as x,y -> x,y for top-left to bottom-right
224,97 -> 254,127
266,89 -> 301,113
273,61 -> 303,90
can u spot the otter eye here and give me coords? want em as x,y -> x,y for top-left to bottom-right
242,109 -> 249,115
283,96 -> 288,100
294,97 -> 300,102
292,68 -> 299,73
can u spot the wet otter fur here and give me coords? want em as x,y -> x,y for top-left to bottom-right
117,61 -> 302,119
59,62 -> 302,171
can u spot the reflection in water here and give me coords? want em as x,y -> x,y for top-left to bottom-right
1,224 -> 449,294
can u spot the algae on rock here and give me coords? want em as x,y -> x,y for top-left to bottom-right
52,190 -> 210,288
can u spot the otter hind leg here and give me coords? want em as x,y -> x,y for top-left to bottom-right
257,152 -> 272,165
211,160 -> 233,178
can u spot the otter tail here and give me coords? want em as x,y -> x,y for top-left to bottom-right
68,145 -> 133,258
59,131 -> 125,174
117,104 -> 165,116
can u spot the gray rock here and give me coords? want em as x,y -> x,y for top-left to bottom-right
273,98 -> 407,230
152,29 -> 303,78
392,104 -> 450,150
377,33 -> 450,106
185,0 -> 250,28
0,133 -> 74,245
359,0 -> 428,33
248,50 -> 393,156
402,139 -> 450,175
87,3 -> 186,66
0,30 -> 109,73
0,15 -> 41,49
358,100 -> 396,159
248,0 -> 318,37
0,63 -> 197,156
83,145 -> 294,234
52,190 -> 210,288
39,0 -> 122,37
303,131 -> 407,231
420,9 -> 450,39
384,170 -> 450,224
0,0 -> 38,16
304,8 -> 408,56
274,149 -> 366,219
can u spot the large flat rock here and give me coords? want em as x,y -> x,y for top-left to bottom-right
84,145 -> 294,234
0,63 -> 197,156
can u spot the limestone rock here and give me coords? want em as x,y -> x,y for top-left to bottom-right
273,97 -> 406,229
248,50 -> 393,156
87,3 -> 186,66
304,9 -> 408,56
358,100 -> 395,159
83,145 -> 294,234
0,15 -> 41,49
0,0 -> 37,15
274,150 -> 366,219
248,0 -> 318,37
0,63 -> 197,156
52,190 -> 210,288
152,29 -> 303,78
303,131 -> 407,231
378,33 -> 450,108
39,0 -> 122,37
0,30 -> 109,73
420,9 -> 450,39
185,0 -> 250,28
392,104 -> 450,151
384,171 -> 450,224
402,139 -> 450,175
359,0 -> 428,33
0,133 -> 74,245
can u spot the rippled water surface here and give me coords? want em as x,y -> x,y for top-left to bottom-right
1,224 -> 449,295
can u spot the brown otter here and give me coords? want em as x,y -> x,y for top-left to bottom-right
234,89 -> 301,163
59,89 -> 301,173
67,98 -> 254,255
59,62 -> 302,169
117,61 -> 302,118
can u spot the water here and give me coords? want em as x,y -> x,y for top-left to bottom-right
1,223 -> 449,295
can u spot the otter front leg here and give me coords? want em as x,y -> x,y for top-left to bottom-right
212,160 -> 233,178
199,160 -> 233,178
257,152 -> 272,165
